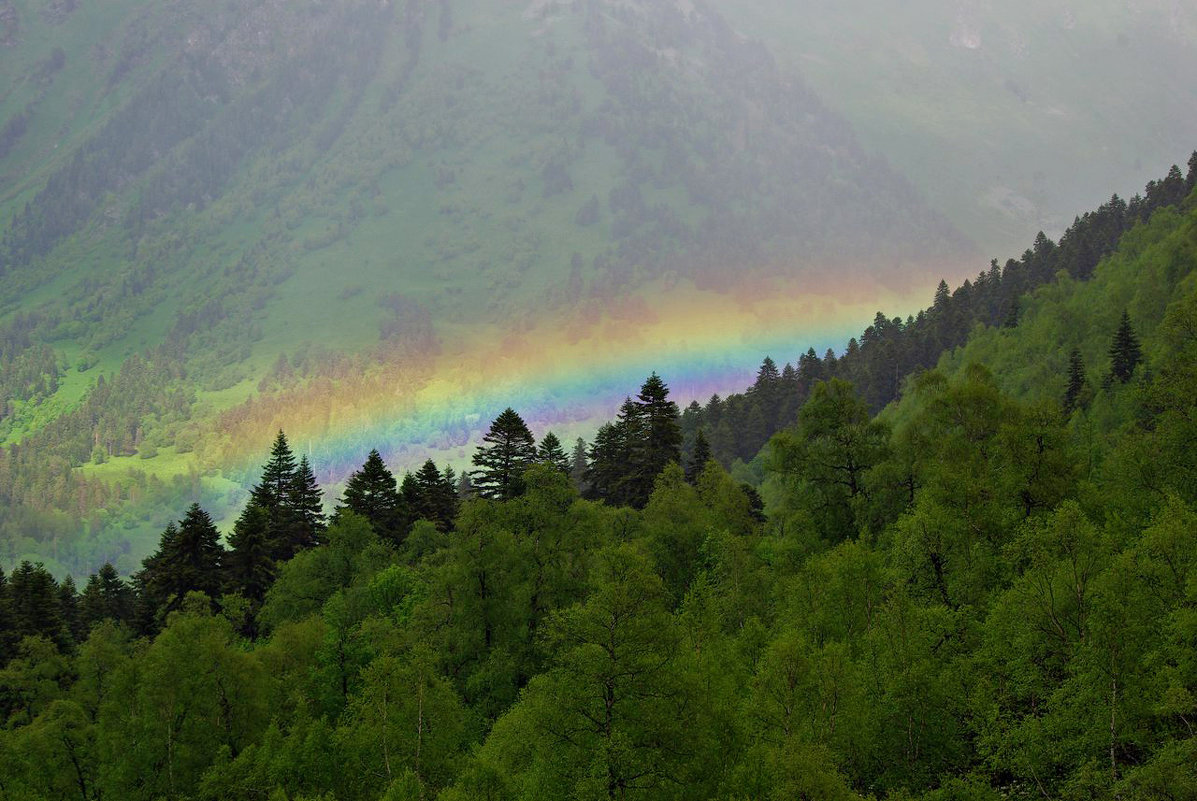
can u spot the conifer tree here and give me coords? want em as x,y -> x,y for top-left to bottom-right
339,449 -> 409,544
1107,310 -> 1142,385
570,438 -> 589,494
0,566 -> 13,662
58,575 -> 84,643
80,563 -> 132,629
8,561 -> 66,647
287,455 -> 326,554
933,279 -> 951,310
412,459 -> 459,531
401,471 -> 421,513
629,373 -> 682,507
137,504 -> 225,622
537,432 -> 572,476
249,431 -> 299,560
685,429 -> 712,485
585,422 -> 626,504
251,430 -> 298,511
1064,348 -> 1086,412
457,469 -> 474,500
472,408 -> 538,500
225,503 -> 275,607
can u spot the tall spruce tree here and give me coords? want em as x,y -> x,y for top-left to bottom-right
1064,348 -> 1086,412
570,438 -> 589,494
250,431 -> 300,560
585,422 -> 626,504
287,452 -> 325,553
0,566 -> 13,662
685,428 -> 712,485
537,432 -> 572,476
137,504 -> 225,621
1107,310 -> 1142,384
225,503 -> 275,607
80,563 -> 132,629
8,561 -> 66,647
339,450 -> 409,544
251,430 -> 298,511
629,373 -> 682,507
472,408 -> 538,500
58,576 -> 84,643
412,459 -> 459,532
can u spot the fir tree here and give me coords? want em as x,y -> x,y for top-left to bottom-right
400,472 -> 421,514
286,455 -> 326,554
457,469 -> 474,500
339,450 -> 409,544
249,431 -> 300,560
138,504 -> 226,620
685,429 -> 712,485
1107,310 -> 1142,385
0,566 -> 13,662
1064,348 -> 1086,412
570,438 -> 589,494
537,432 -> 572,476
8,561 -> 66,647
58,575 -> 84,643
629,373 -> 682,507
933,279 -> 951,310
80,563 -> 132,629
251,430 -> 298,511
585,422 -> 626,504
413,459 -> 458,532
472,408 -> 538,500
225,503 -> 275,607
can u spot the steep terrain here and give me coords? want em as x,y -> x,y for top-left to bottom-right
725,0 -> 1197,252
0,0 -> 971,572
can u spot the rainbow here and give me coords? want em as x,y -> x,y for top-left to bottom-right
203,270 -> 945,487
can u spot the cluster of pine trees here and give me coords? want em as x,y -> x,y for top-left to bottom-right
681,155 -> 1197,467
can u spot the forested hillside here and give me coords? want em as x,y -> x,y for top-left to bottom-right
0,0 -> 976,575
1,170 -> 1194,799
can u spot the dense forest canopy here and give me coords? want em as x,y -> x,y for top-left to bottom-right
1,164 -> 1195,800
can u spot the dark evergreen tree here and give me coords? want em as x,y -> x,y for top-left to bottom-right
457,469 -> 474,500
287,455 -> 326,554
400,472 -> 421,514
570,438 -> 589,494
629,373 -> 682,507
537,432 -> 572,476
584,422 -> 626,504
225,503 -> 275,607
9,561 -> 66,647
685,429 -> 712,485
933,279 -> 951,311
79,563 -> 132,630
0,567 -> 12,662
472,408 -> 538,500
1064,348 -> 1086,412
1107,310 -> 1142,385
412,459 -> 458,532
250,430 -> 298,512
58,575 -> 84,643
338,449 -> 409,544
137,504 -> 225,621
249,431 -> 299,560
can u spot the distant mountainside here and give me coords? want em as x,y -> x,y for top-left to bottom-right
724,0 -> 1197,253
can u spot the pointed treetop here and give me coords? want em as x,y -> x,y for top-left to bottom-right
537,432 -> 572,476
472,408 -> 538,500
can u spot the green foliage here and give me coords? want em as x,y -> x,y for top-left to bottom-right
471,408 -> 537,501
